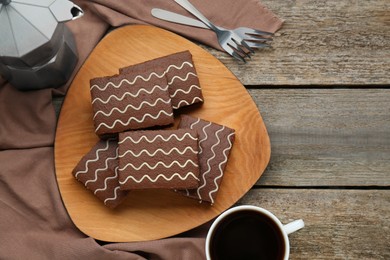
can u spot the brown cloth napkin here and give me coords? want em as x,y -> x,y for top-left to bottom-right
0,0 -> 282,259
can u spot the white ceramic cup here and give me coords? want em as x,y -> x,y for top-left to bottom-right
205,205 -> 305,260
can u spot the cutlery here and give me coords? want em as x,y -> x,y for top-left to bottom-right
173,0 -> 255,62
151,8 -> 272,49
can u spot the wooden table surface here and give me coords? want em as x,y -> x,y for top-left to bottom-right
222,0 -> 390,259
54,0 -> 389,258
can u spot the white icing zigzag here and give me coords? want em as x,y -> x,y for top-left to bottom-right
104,186 -> 121,205
95,110 -> 173,132
170,85 -> 201,98
119,159 -> 198,172
168,72 -> 197,85
94,167 -> 119,194
93,97 -> 171,119
92,85 -> 169,105
208,132 -> 234,204
173,97 -> 203,110
196,127 -> 225,200
118,146 -> 197,158
74,139 -> 113,178
192,121 -> 212,155
119,132 -> 197,145
90,61 -> 193,91
180,118 -> 204,197
84,153 -> 118,185
189,117 -> 201,128
119,172 -> 199,185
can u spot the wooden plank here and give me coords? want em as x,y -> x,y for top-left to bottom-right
55,88 -> 390,187
239,189 -> 390,260
249,88 -> 390,186
207,0 -> 390,86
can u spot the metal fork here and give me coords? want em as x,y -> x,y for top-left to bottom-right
174,0 -> 256,62
151,8 -> 272,49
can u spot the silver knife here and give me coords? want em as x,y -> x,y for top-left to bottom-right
151,8 -> 208,29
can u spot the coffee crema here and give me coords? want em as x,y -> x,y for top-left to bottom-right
208,209 -> 286,260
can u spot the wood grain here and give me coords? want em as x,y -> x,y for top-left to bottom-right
54,25 -> 270,242
55,88 -> 390,188
206,0 -> 390,86
240,189 -> 390,260
249,88 -> 390,186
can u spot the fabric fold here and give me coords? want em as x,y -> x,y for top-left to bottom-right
0,0 -> 282,258
87,0 -> 283,51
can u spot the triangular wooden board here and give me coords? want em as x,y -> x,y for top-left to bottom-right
55,25 -> 271,242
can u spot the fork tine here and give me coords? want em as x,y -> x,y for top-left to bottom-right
246,41 -> 272,49
227,37 -> 241,50
237,43 -> 253,59
244,35 -> 273,42
243,27 -> 274,36
223,44 -> 247,63
240,39 -> 255,54
232,51 -> 247,63
230,34 -> 254,54
229,40 -> 252,59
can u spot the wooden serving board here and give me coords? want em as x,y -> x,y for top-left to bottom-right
54,25 -> 271,242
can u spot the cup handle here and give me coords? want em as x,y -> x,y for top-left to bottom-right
283,219 -> 305,235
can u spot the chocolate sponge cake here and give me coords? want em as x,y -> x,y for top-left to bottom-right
120,51 -> 203,109
90,72 -> 174,137
72,139 -> 129,208
118,129 -> 200,190
177,115 -> 235,204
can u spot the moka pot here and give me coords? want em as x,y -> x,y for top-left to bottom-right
0,0 -> 83,90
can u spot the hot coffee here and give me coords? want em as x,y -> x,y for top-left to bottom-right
208,209 -> 286,260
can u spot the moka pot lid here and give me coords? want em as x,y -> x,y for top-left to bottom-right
0,0 -> 83,67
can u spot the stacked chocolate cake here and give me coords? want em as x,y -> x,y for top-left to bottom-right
72,51 -> 235,208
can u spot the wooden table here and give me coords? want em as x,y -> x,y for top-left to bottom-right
216,0 -> 390,259
54,0 -> 389,258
